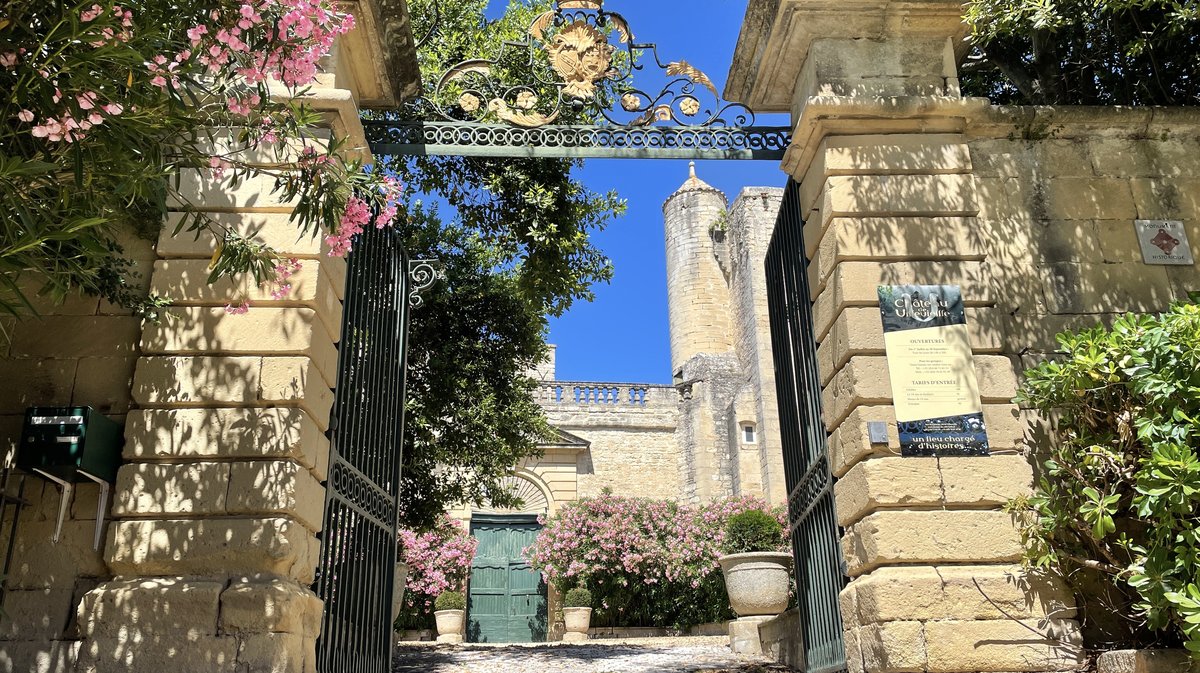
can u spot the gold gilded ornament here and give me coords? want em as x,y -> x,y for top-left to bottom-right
665,60 -> 718,97
620,93 -> 642,111
679,97 -> 700,117
545,20 -> 615,100
516,91 -> 539,109
458,92 -> 482,113
488,98 -> 560,128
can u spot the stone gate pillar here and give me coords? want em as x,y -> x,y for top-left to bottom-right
728,2 -> 1085,672
71,8 -> 419,672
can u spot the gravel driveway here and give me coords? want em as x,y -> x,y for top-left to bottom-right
393,636 -> 795,673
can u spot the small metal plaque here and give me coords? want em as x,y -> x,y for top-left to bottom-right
867,422 -> 889,445
1135,220 -> 1194,266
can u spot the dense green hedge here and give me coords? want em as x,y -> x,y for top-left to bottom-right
1015,297 -> 1200,655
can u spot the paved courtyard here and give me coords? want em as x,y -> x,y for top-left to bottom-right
392,636 -> 795,673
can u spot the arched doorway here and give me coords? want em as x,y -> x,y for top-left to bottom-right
466,471 -> 553,643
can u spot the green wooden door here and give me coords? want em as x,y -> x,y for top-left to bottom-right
467,516 -> 547,643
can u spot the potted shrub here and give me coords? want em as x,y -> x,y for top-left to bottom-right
717,510 -> 791,617
561,586 -> 593,642
433,591 -> 466,644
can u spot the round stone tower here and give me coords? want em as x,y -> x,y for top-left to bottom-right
662,162 -> 734,376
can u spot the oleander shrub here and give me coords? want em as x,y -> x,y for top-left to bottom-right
0,0 -> 404,316
434,591 -> 466,612
1015,296 -> 1200,656
395,515 -> 477,630
525,491 -> 787,629
723,510 -> 786,555
563,586 -> 592,609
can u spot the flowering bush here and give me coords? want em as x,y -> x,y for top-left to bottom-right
525,491 -> 787,628
396,515 -> 477,630
0,0 -> 402,316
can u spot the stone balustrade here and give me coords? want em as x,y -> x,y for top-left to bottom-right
537,381 -> 677,409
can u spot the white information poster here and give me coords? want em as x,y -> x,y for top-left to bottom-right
877,285 -> 989,456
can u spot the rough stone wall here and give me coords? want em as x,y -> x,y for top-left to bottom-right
537,383 -> 680,501
965,111 -> 1200,355
676,354 -> 742,503
0,236 -> 152,673
725,188 -> 786,504
569,428 -> 679,500
528,345 -> 557,382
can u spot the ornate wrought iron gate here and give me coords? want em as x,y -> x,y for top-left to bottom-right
765,180 -> 848,673
315,225 -> 412,673
363,0 -> 790,161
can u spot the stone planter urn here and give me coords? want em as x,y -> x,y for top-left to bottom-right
434,610 -> 465,644
391,562 -> 409,626
561,607 -> 592,643
718,552 -> 792,617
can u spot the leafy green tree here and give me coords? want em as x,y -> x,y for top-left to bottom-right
389,0 -> 625,525
398,207 -> 555,525
962,0 -> 1200,105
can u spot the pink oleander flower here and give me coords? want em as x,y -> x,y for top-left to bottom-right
397,515 -> 478,623
226,96 -> 251,116
16,110 -> 33,123
0,52 -> 17,68
224,300 -> 250,315
266,257 -> 302,299
102,102 -> 123,115
80,4 -> 104,21
32,119 -> 61,140
208,156 -> 231,179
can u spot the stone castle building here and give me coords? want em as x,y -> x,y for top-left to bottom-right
477,165 -> 788,522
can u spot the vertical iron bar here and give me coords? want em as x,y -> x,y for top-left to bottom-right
766,179 -> 848,673
317,225 -> 409,673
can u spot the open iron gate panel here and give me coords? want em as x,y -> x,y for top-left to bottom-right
315,225 -> 411,673
765,179 -> 849,673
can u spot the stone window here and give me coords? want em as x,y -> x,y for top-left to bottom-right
741,423 -> 757,444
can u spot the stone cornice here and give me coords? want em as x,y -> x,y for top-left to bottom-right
724,0 -> 969,113
337,0 -> 422,108
780,95 -> 1200,179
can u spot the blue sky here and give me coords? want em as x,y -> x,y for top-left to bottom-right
486,1 -> 788,384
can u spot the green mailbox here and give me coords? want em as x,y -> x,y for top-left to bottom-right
18,406 -> 123,550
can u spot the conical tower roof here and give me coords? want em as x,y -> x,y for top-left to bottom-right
665,162 -> 727,206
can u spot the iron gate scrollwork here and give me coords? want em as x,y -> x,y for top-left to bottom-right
765,179 -> 848,673
365,0 -> 791,161
316,225 -> 412,673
